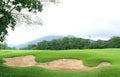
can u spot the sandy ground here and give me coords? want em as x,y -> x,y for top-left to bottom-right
3,55 -> 111,70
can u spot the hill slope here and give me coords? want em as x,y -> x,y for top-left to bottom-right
16,35 -> 65,48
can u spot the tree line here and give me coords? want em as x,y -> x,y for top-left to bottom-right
0,43 -> 15,50
21,36 -> 120,50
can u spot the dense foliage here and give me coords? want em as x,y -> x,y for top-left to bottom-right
22,37 -> 89,50
21,36 -> 120,50
0,0 -> 58,42
0,0 -> 43,42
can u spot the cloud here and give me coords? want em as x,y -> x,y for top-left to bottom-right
7,0 -> 120,44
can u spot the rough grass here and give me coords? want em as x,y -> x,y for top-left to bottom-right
0,49 -> 120,77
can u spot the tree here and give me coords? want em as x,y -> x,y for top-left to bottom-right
89,40 -> 106,49
0,0 -> 58,42
25,44 -> 37,50
37,40 -> 49,50
0,42 -> 7,49
23,37 -> 90,50
106,36 -> 120,48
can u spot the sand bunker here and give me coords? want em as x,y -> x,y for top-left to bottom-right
3,55 -> 111,70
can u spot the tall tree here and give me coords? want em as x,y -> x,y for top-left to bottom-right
0,0 -> 58,42
106,36 -> 120,48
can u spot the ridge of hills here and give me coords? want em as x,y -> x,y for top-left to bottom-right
15,35 -> 75,48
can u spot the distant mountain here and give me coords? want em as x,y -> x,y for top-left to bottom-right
15,35 -> 66,49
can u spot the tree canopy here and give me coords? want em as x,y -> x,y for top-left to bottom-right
0,0 -> 58,42
21,36 -> 120,50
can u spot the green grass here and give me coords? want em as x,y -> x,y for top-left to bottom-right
0,49 -> 120,77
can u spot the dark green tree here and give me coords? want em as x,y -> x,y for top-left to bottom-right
0,0 -> 58,42
106,36 -> 120,48
25,44 -> 36,50
28,37 -> 90,50
36,40 -> 49,50
89,40 -> 106,49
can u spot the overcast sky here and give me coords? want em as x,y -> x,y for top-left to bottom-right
7,0 -> 120,45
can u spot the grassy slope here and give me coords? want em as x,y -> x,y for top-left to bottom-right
0,49 -> 120,77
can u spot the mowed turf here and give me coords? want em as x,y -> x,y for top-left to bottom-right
0,49 -> 120,77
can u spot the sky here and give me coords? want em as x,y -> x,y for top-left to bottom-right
7,0 -> 120,45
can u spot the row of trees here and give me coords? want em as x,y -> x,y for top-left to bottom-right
21,36 -> 120,50
0,43 -> 15,50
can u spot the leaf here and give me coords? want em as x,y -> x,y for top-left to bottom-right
5,5 -> 11,9
15,6 -> 22,12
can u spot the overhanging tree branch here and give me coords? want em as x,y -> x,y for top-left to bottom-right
9,5 -> 16,13
0,0 -> 59,42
